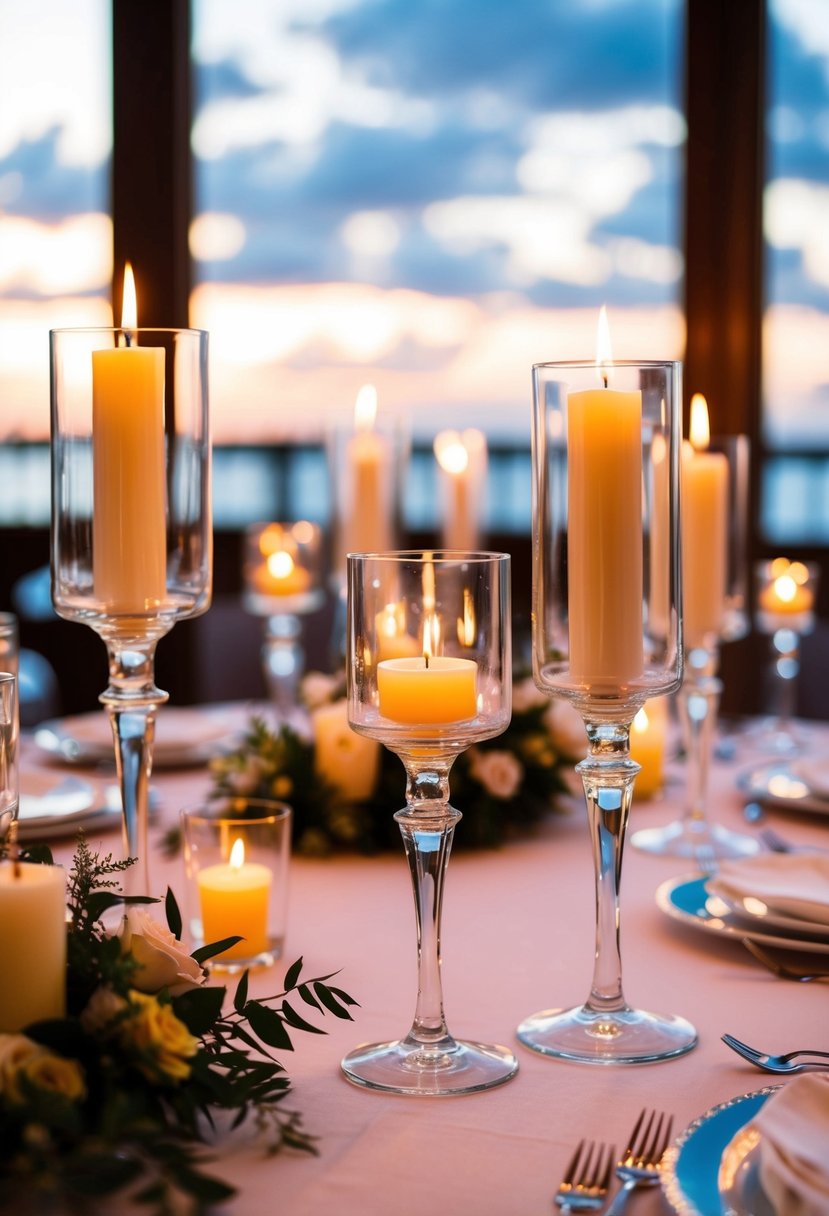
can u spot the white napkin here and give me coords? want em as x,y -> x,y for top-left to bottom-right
708,853 -> 829,928
754,1074 -> 829,1215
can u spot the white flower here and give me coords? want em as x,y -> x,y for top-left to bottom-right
80,986 -> 128,1035
469,749 -> 523,800
301,672 -> 340,710
511,677 -> 548,713
544,699 -> 586,758
119,911 -> 205,996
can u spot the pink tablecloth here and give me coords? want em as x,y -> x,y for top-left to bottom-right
26,713 -> 828,1216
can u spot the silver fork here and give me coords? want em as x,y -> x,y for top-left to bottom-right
604,1110 -> 673,1216
554,1140 -> 614,1211
722,1032 -> 829,1074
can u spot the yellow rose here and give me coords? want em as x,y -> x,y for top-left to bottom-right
0,1034 -> 45,1099
123,991 -> 199,1083
19,1052 -> 86,1102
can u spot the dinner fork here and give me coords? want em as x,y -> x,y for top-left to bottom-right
554,1139 -> 614,1211
721,1032 -> 829,1074
604,1109 -> 673,1216
742,938 -> 829,982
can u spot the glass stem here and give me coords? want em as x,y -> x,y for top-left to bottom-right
395,758 -> 460,1053
579,721 -> 638,1015
772,626 -> 799,733
100,643 -> 168,897
677,673 -> 722,839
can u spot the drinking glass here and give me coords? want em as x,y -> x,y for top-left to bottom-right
0,674 -> 18,846
632,432 -> 757,862
519,359 -> 697,1064
343,550 -> 518,1094
50,326 -> 210,895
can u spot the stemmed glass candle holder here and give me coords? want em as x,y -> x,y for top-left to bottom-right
344,550 -> 518,1094
520,350 -> 697,1065
50,279 -> 210,896
751,557 -> 820,755
243,521 -> 324,732
632,397 -> 756,862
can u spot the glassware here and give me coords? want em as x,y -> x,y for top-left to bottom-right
751,557 -> 820,755
50,324 -> 210,896
343,550 -> 518,1094
519,357 -> 697,1065
632,428 -> 757,862
242,521 -> 324,732
181,799 -> 292,971
0,674 -> 18,846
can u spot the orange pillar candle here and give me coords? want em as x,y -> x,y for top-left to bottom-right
567,309 -> 644,687
0,861 -> 66,1031
377,656 -> 478,724
92,264 -> 166,613
197,838 -> 272,960
681,394 -> 729,648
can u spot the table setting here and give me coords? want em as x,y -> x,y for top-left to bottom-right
0,288 -> 827,1215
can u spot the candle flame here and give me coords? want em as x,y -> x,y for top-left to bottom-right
434,431 -> 469,474
354,383 -> 378,430
689,393 -> 710,451
633,707 -> 649,733
230,838 -> 245,868
596,305 -> 613,384
267,550 -> 295,580
121,262 -> 138,330
790,560 -> 809,585
773,574 -> 797,604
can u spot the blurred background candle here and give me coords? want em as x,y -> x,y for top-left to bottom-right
0,861 -> 66,1031
92,263 -> 166,613
681,393 -> 729,648
344,384 -> 394,554
757,557 -> 815,617
630,699 -> 668,798
567,308 -> 644,686
434,428 -> 487,551
197,837 -> 271,961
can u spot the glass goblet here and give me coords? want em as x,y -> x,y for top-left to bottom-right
520,358 -> 697,1064
343,550 -> 517,1095
50,326 -> 211,896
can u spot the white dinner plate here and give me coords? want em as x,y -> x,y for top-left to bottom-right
34,706 -> 241,769
656,874 -> 829,954
738,760 -> 829,816
661,1087 -> 778,1216
16,771 -> 121,841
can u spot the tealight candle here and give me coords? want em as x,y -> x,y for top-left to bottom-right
253,549 -> 312,598
377,656 -> 478,724
630,700 -> 668,798
758,562 -> 814,617
0,861 -> 66,1031
197,839 -> 272,961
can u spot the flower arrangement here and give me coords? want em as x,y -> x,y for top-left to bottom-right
204,673 -> 583,856
0,839 -> 357,1212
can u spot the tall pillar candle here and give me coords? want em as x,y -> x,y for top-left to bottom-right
681,395 -> 729,648
0,862 -> 66,1031
344,384 -> 393,554
567,377 -> 644,688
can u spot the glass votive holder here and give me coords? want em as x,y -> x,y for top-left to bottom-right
755,557 -> 818,635
0,673 -> 18,845
242,521 -> 325,618
181,799 -> 292,972
0,613 -> 19,680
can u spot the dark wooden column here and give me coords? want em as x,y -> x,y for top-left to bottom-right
683,0 -> 766,443
111,0 -> 192,326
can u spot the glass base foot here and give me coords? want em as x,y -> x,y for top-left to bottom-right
516,1003 -> 697,1065
630,818 -> 760,861
341,1036 -> 519,1095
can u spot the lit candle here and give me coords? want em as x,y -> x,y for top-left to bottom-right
758,559 -> 814,617
312,700 -> 380,800
197,838 -> 272,961
344,384 -> 394,554
377,655 -> 478,724
0,861 -> 66,1031
92,263 -> 166,613
682,394 -> 729,648
434,428 -> 487,551
567,308 -> 644,687
253,549 -> 312,598
630,700 -> 667,798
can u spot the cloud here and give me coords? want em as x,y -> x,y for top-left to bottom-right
0,130 -> 107,221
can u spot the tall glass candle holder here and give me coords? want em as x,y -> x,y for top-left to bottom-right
520,357 -> 696,1065
242,521 -> 324,732
632,421 -> 756,862
50,322 -> 211,895
751,557 -> 819,755
344,550 -> 517,1095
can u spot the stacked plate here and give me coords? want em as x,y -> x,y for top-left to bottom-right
16,771 -> 121,841
33,705 -> 242,769
740,757 -> 829,816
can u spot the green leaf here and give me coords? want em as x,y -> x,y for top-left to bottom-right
234,969 -> 249,1012
245,1001 -> 294,1051
327,984 -> 360,1008
313,982 -> 355,1020
283,956 -> 303,990
280,999 -> 327,1035
165,886 -> 183,940
297,982 -> 322,1012
171,1163 -> 237,1203
174,984 -> 226,1035
192,935 -> 243,964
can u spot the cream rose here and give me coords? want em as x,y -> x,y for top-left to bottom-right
469,749 -> 523,800
0,1033 -> 85,1104
544,698 -> 586,759
120,911 -> 205,996
511,676 -> 549,713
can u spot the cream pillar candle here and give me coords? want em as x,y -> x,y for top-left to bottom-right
345,384 -> 393,554
92,263 -> 166,613
681,394 -> 729,649
567,311 -> 644,687
434,428 -> 486,551
0,861 -> 66,1031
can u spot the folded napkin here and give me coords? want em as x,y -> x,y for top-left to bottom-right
754,1074 -> 829,1215
708,853 -> 829,928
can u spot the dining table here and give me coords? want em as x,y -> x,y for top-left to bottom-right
19,703 -> 828,1216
